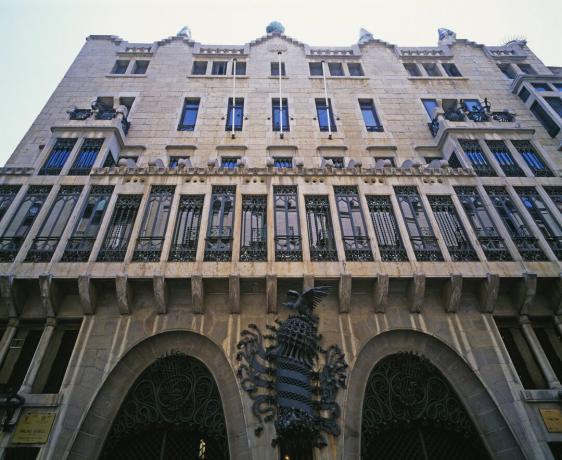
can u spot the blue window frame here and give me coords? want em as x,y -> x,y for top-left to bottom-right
272,98 -> 289,131
359,99 -> 383,132
459,140 -> 496,177
221,157 -> 240,169
512,141 -> 553,177
39,139 -> 77,175
315,99 -> 336,132
554,83 -> 562,92
225,98 -> 244,131
485,140 -> 524,177
273,157 -> 292,168
462,99 -> 482,112
69,138 -> 104,175
178,98 -> 200,131
422,99 -> 438,119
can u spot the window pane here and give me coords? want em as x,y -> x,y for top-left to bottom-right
39,138 -> 77,175
305,195 -> 337,261
272,98 -> 289,131
211,61 -> 227,75
274,185 -> 301,261
69,138 -> 104,175
192,61 -> 207,75
403,63 -> 421,76
347,63 -> 364,76
545,97 -> 562,117
315,99 -> 336,132
359,99 -> 382,131
132,60 -> 149,74
309,62 -> 323,76
179,98 -> 200,131
232,61 -> 246,75
204,186 -> 236,261
422,99 -> 438,118
240,195 -> 267,261
225,98 -> 244,131
334,187 -> 372,261
111,60 -> 129,74
328,62 -> 344,76
422,62 -> 441,76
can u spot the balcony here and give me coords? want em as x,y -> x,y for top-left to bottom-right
410,236 -> 443,262
240,228 -> 267,262
379,244 -> 408,262
275,235 -> 302,261
512,236 -> 546,261
342,236 -> 373,261
133,237 -> 165,262
0,237 -> 24,263
25,237 -> 59,262
61,237 -> 96,262
66,104 -> 131,136
476,235 -> 512,261
204,226 -> 233,262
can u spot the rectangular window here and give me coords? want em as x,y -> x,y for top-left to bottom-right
497,63 -> 516,79
309,62 -> 323,76
225,98 -> 244,131
305,195 -> 337,261
274,185 -> 302,261
485,187 -> 546,261
69,138 -> 104,175
328,62 -> 344,76
367,195 -> 407,261
240,195 -> 267,261
25,186 -> 82,262
111,60 -> 129,74
205,186 -> 235,261
421,99 -> 438,119
192,61 -> 207,75
323,157 -> 344,168
516,188 -> 562,259
545,97 -> 562,117
422,62 -> 441,76
232,61 -> 246,75
62,185 -> 113,262
485,140 -> 524,177
0,186 -> 51,262
517,63 -> 537,75
132,60 -> 149,74
39,138 -> 77,175
347,63 -> 364,76
211,61 -> 227,75
272,98 -> 289,131
169,195 -> 204,262
0,185 -> 21,223
530,101 -> 560,137
395,186 -> 443,261
334,186 -> 372,261
442,63 -> 462,77
273,157 -> 293,168
532,83 -> 552,92
455,186 -> 512,261
133,186 -> 175,262
315,98 -> 337,132
428,195 -> 478,261
359,99 -> 383,132
178,98 -> 200,131
512,140 -> 553,177
97,195 -> 142,262
518,87 -> 530,102
403,63 -> 421,76
221,157 -> 240,169
459,140 -> 496,177
270,62 -> 286,76
544,187 -> 562,214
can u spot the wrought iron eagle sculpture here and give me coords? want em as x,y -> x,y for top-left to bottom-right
236,286 -> 348,449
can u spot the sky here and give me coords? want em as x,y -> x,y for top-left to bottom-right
0,0 -> 560,164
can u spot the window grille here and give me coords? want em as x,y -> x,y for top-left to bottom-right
274,185 -> 302,261
240,195 -> 267,261
68,138 -> 104,175
334,186 -> 372,261
485,140 -> 524,177
511,140 -> 553,176
366,195 -> 407,261
204,186 -> 235,261
459,140 -> 496,176
39,139 -> 77,175
305,195 -> 337,261
169,195 -> 204,262
0,185 -> 21,223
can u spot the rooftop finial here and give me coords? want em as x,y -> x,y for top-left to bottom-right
358,28 -> 374,45
177,26 -> 191,39
438,28 -> 456,43
266,21 -> 285,34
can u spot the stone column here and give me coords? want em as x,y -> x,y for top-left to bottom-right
19,318 -> 57,394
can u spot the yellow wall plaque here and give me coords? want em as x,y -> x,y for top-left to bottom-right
540,408 -> 562,433
12,412 -> 56,444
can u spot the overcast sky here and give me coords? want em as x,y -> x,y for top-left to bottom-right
0,0 -> 560,164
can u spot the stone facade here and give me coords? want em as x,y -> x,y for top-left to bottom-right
0,24 -> 561,459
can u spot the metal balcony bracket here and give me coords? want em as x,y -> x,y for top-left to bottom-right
442,274 -> 462,313
266,273 -> 277,314
116,274 -> 132,315
339,273 -> 352,314
0,275 -> 24,317
78,274 -> 97,315
373,274 -> 389,313
153,275 -> 168,315
478,273 -> 499,313
191,274 -> 204,314
514,272 -> 537,316
408,273 -> 426,314
229,273 -> 240,314
39,274 -> 59,317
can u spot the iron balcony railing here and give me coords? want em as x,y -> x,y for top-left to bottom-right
474,234 -> 512,261
133,237 -> 165,262
240,228 -> 267,262
410,236 -> 443,262
512,236 -> 547,261
61,237 -> 96,262
342,236 -> 373,261
204,226 -> 233,261
25,237 -> 60,262
0,237 -> 24,262
275,235 -> 302,261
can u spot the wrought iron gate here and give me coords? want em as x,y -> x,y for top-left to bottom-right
361,353 -> 490,460
100,353 -> 229,460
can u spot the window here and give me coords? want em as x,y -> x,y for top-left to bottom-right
334,186 -> 372,261
421,99 -> 438,119
309,62 -> 323,76
39,138 -> 77,175
544,187 -> 562,214
133,186 -> 175,262
516,188 -> 562,259
111,60 -> 129,74
225,98 -> 244,131
512,140 -> 553,176
323,156 -> 344,168
270,62 -> 286,76
62,186 -> 113,262
462,99 -> 482,112
305,195 -> 337,261
395,186 -> 443,261
178,98 -> 200,131
554,83 -> 562,92
403,63 -> 421,76
422,62 -> 441,76
119,96 -> 135,114
442,63 -> 462,77
0,185 -> 51,262
132,60 -> 149,74
211,61 -> 227,75
428,195 -> 478,261
459,140 -> 496,177
328,62 -> 344,76
366,195 -> 407,261
97,195 -> 142,262
272,98 -> 289,131
347,63 -> 364,76
204,186 -> 235,261
240,195 -> 267,261
25,186 -> 82,262
530,101 -> 560,137
315,98 -> 337,132
455,187 -> 511,261
0,185 -> 20,223
221,157 -> 240,169
518,87 -> 531,102
192,61 -> 207,75
169,156 -> 190,168
69,138 -> 104,175
359,99 -> 383,132
103,151 -> 116,167
532,83 -> 552,92
232,61 -> 246,75
168,195 -> 204,262
485,140 -> 524,177
273,157 -> 292,168
545,97 -> 562,117
517,63 -> 537,75
497,63 -> 516,80
485,187 -> 546,261
274,185 -> 302,261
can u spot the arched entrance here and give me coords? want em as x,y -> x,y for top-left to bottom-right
361,352 -> 489,460
100,353 -> 228,460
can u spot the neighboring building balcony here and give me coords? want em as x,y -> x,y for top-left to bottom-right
65,104 -> 131,137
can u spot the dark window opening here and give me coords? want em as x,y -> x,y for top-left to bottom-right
422,62 -> 441,76
532,83 -> 552,92
221,157 -> 240,169
359,99 -> 383,132
192,61 -> 207,75
211,61 -> 227,75
69,138 -> 104,175
367,195 -> 407,261
512,140 -> 553,176
178,98 -> 200,131
225,98 -> 244,131
0,185 -> 21,223
545,97 -> 562,117
485,140 -> 524,177
530,102 -> 560,137
459,139 -> 496,176
315,98 -> 336,132
347,63 -> 364,76
132,60 -> 149,74
334,186 -> 372,261
111,60 -> 129,74
204,186 -> 235,261
328,62 -> 344,76
518,63 -> 537,75
309,62 -> 323,76
240,195 -> 267,261
403,63 -> 421,76
273,157 -> 292,168
442,63 -> 462,77
305,195 -> 337,261
169,195 -> 204,262
0,325 -> 43,392
272,98 -> 289,131
518,87 -> 531,102
498,63 -> 516,80
232,61 -> 246,75
270,62 -> 286,76
274,185 -> 302,261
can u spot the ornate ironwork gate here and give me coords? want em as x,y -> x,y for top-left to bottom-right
361,353 -> 490,460
100,353 -> 229,460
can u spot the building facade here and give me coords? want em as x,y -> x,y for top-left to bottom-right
0,22 -> 561,459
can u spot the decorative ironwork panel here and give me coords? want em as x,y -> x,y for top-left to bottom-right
133,186 -> 175,262
334,187 -> 373,261
486,140 -> 524,177
39,139 -> 77,175
394,187 -> 443,261
0,186 -> 51,262
428,195 -> 478,261
274,186 -> 302,261
544,187 -> 562,214
516,188 -> 562,259
240,195 -> 267,261
97,195 -> 142,262
101,353 -> 229,460
366,195 -> 408,261
305,195 -> 337,261
68,138 -> 104,175
512,140 -> 553,177
361,353 -> 490,460
169,195 -> 204,262
204,186 -> 235,261
459,140 -> 496,176
0,185 -> 21,223
485,187 -> 546,261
